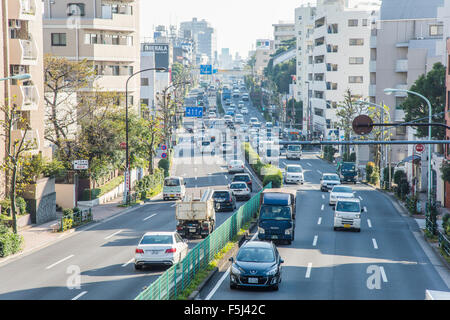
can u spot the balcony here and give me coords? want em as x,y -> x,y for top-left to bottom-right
8,0 -> 36,20
395,84 -> 408,97
370,36 -> 377,49
370,60 -> 377,73
395,109 -> 405,122
395,59 -> 408,73
11,85 -> 39,111
9,37 -> 38,65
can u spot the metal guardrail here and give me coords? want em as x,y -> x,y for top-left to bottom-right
135,182 -> 272,300
438,230 -> 450,257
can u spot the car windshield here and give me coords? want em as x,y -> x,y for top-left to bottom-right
336,201 -> 360,213
324,175 -> 339,181
202,141 -> 210,146
213,191 -> 229,199
236,247 -> 275,263
288,145 -> 301,151
333,187 -> 352,193
259,205 -> 291,220
287,166 -> 302,173
164,178 -> 180,187
230,161 -> 242,166
342,163 -> 356,171
231,183 -> 247,189
140,235 -> 173,245
233,175 -> 249,182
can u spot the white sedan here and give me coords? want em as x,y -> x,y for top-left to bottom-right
229,182 -> 251,201
228,159 -> 245,173
134,232 -> 188,269
329,185 -> 355,206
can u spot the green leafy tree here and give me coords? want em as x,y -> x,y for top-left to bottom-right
401,62 -> 445,140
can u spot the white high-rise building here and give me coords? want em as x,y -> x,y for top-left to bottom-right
295,0 -> 379,140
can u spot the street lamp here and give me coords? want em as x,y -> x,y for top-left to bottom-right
125,67 -> 166,204
357,100 -> 392,189
383,88 -> 433,214
0,74 -> 31,82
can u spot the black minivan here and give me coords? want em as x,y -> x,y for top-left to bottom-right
212,190 -> 236,212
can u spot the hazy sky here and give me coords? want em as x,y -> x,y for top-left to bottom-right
140,0 -> 317,59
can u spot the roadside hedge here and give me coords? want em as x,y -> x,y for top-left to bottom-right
243,143 -> 283,188
0,225 -> 23,257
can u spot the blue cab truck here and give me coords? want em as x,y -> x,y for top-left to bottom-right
336,162 -> 357,183
257,189 -> 296,245
222,88 -> 231,100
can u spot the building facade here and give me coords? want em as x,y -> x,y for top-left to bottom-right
43,0 -> 141,110
273,21 -> 295,51
445,38 -> 450,208
254,39 -> 274,76
179,18 -> 216,65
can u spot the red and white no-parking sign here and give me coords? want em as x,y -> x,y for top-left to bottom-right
161,144 -> 167,151
415,144 -> 425,153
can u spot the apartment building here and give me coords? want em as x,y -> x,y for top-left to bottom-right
445,38 -> 450,208
273,21 -> 295,51
254,39 -> 274,76
1,0 -> 56,223
179,18 -> 216,65
43,0 -> 140,110
373,0 -> 444,198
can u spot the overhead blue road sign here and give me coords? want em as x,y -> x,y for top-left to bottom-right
185,107 -> 203,117
200,65 -> 212,75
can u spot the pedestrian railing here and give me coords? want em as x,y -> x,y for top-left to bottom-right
134,182 -> 271,300
438,230 -> 450,257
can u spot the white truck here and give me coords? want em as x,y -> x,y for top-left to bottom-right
175,189 -> 216,238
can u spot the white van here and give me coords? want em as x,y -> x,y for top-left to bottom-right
163,176 -> 186,201
333,198 -> 362,232
286,145 -> 302,160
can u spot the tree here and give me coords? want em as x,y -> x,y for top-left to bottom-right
286,98 -> 303,127
0,101 -> 37,233
366,103 -> 391,171
336,89 -> 368,156
401,62 -> 446,140
43,54 -> 96,162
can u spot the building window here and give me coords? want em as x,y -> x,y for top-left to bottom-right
326,119 -> 331,129
429,25 -> 443,37
141,98 -> 149,107
67,3 -> 85,16
349,38 -> 364,46
396,97 -> 406,110
349,76 -> 364,83
326,82 -> 338,90
141,78 -> 149,86
112,35 -> 120,45
314,108 -> 324,117
349,57 -> 364,64
327,45 -> 338,53
126,36 -> 133,46
395,124 -> 407,136
326,63 -> 338,71
348,19 -> 358,27
85,33 -> 98,44
51,33 -> 67,46
298,16 -> 302,20
327,24 -> 338,34
110,65 -> 120,76
362,19 -> 368,26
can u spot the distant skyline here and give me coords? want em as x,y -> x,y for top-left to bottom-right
140,0 -> 317,59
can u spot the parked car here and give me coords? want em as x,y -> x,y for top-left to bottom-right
212,190 -> 236,212
229,182 -> 251,201
228,159 -> 245,173
320,173 -> 341,192
329,185 -> 355,206
134,232 -> 188,269
229,240 -> 283,290
232,173 -> 253,192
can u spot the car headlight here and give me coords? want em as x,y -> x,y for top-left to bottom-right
258,227 -> 265,234
335,213 -> 342,218
285,228 -> 292,235
266,266 -> 278,276
355,214 -> 360,219
330,195 -> 336,199
231,264 -> 242,275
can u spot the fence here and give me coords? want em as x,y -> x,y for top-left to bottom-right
60,208 -> 93,232
438,230 -> 450,257
135,182 -> 271,300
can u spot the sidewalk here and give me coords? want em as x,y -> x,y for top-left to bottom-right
0,194 -> 151,265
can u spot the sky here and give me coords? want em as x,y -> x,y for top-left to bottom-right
140,0 -> 317,59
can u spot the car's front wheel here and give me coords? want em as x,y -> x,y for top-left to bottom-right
134,264 -> 142,270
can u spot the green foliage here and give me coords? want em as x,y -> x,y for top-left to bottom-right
0,198 -> 27,215
343,152 -> 356,162
406,195 -> 419,215
61,217 -> 73,232
401,62 -> 446,140
0,225 -> 23,257
0,199 -> 10,215
383,167 -> 395,185
62,208 -> 73,217
323,146 -> 337,162
369,169 -> 379,185
443,214 -> 450,236
264,59 -> 296,94
81,176 -> 124,201
81,188 -> 101,201
441,161 -> 450,183
15,197 -> 27,215
262,171 -> 283,188
366,162 -> 375,181
158,159 -> 170,177
395,178 -> 410,201
394,170 -> 407,185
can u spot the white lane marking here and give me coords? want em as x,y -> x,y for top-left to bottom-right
317,170 -> 322,174
321,204 -> 324,211
122,258 -> 135,267
307,163 -> 312,167
312,235 -> 318,247
143,214 -> 157,221
46,254 -> 74,270
72,291 -> 88,300
372,238 -> 378,250
367,219 -> 372,228
364,206 -> 367,213
104,230 -> 122,240
225,176 -> 228,180
317,217 -> 322,225
195,176 -> 198,180
359,196 -> 363,201
380,266 -> 388,283
305,263 -> 313,278
322,195 -> 325,200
